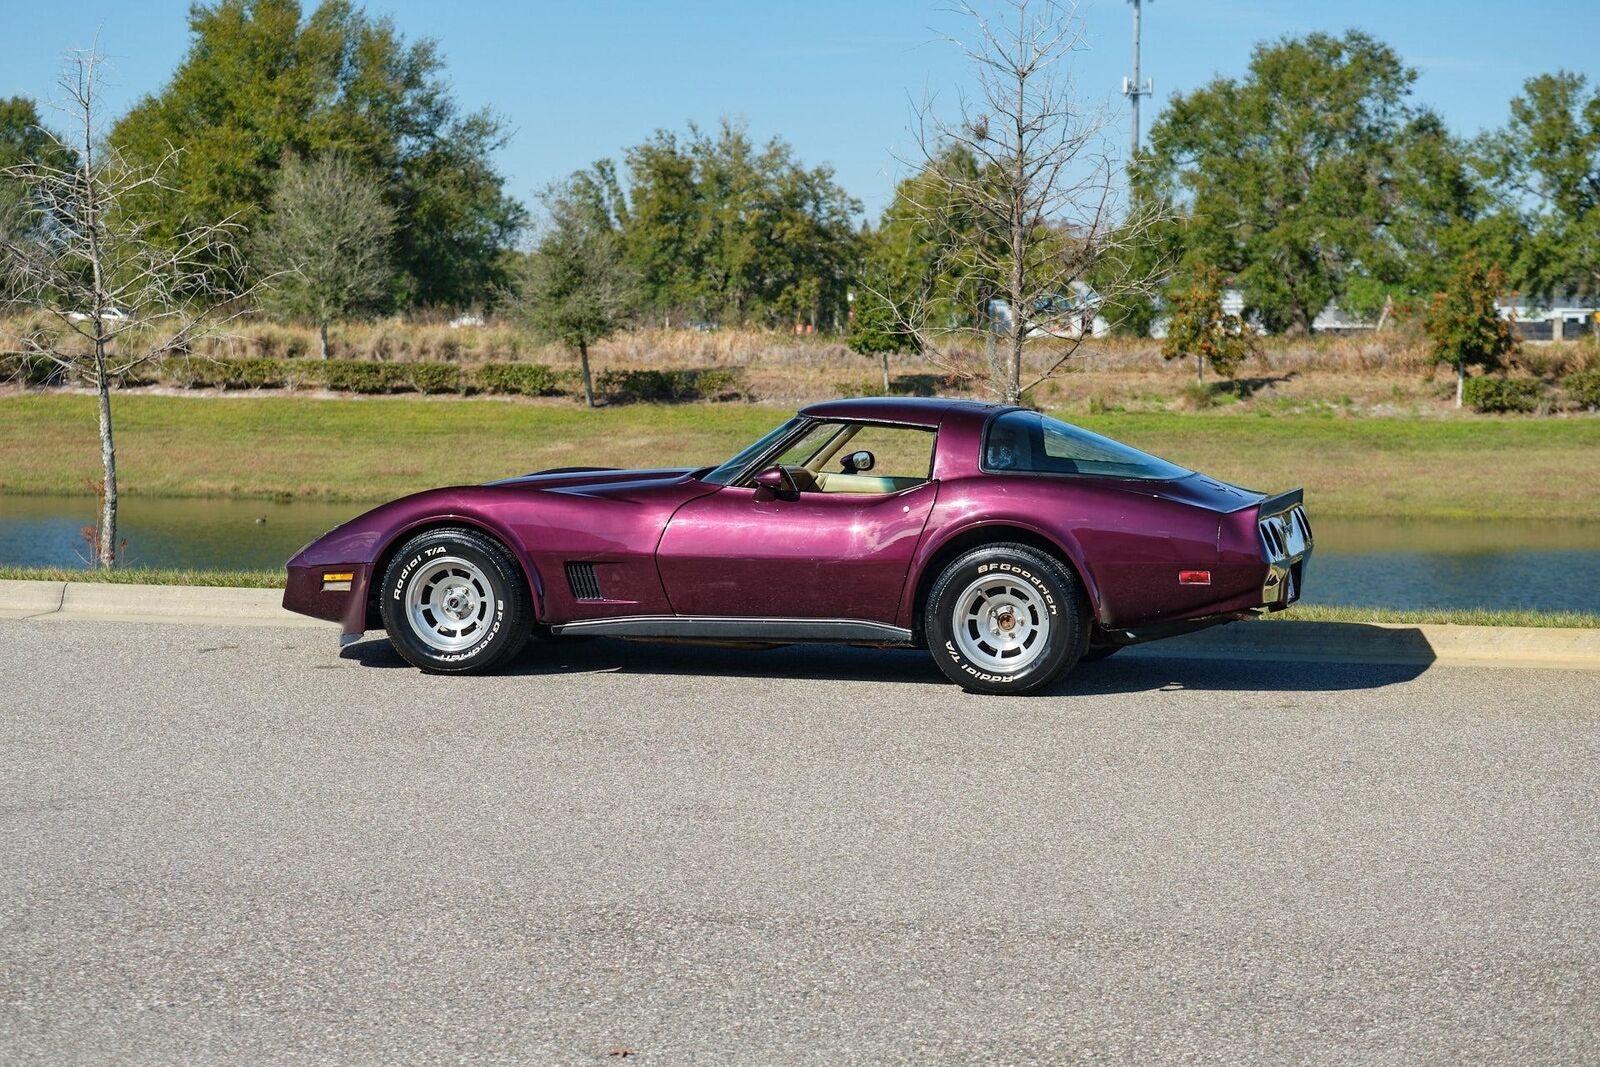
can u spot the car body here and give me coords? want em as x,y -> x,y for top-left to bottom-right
284,397 -> 1311,693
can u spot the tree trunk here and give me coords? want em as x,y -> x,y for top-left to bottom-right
1006,325 -> 1025,405
1196,354 -> 1205,385
93,343 -> 118,568
318,320 -> 330,360
578,340 -> 595,408
880,351 -> 890,395
1456,363 -> 1465,409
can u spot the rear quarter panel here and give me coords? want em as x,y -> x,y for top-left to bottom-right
904,474 -> 1267,630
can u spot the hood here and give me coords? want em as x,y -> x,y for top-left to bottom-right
488,466 -> 700,492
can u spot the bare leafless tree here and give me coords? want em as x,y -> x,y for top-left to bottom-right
0,51 -> 250,568
882,0 -> 1167,403
254,153 -> 396,359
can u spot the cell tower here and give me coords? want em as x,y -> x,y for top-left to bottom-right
1121,0 -> 1154,162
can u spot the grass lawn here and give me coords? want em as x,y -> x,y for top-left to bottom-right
4,565 -> 1597,628
2,392 -> 1598,520
0,565 -> 284,588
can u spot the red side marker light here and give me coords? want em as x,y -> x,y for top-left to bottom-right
1179,570 -> 1211,586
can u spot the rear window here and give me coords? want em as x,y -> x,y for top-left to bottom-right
983,410 -> 1190,481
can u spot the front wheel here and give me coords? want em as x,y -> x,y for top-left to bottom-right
924,543 -> 1089,695
378,527 -> 531,674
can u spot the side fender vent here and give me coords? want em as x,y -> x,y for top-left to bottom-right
565,562 -> 604,601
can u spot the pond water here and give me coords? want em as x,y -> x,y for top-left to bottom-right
1,495 -> 1596,614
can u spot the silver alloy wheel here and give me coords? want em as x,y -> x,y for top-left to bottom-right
404,555 -> 494,652
952,573 -> 1050,674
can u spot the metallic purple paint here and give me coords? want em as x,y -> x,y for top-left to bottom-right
283,398 -> 1310,652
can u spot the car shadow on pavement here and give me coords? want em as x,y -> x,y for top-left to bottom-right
341,634 -> 1432,694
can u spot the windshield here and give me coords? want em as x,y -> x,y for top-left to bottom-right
984,410 -> 1190,481
700,417 -> 806,486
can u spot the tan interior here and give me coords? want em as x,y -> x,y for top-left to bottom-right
811,472 -> 925,494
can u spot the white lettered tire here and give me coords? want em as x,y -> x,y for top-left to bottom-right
378,527 -> 531,674
924,543 -> 1089,695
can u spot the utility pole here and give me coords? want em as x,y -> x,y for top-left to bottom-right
1122,0 -> 1154,162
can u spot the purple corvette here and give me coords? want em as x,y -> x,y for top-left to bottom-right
284,397 -> 1311,694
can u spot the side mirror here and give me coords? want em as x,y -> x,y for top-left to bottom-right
752,466 -> 796,501
842,449 -> 876,474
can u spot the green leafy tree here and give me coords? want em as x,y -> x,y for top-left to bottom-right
1160,268 -> 1255,384
110,0 -> 523,307
254,154 -> 396,358
507,179 -> 638,408
1140,31 -> 1425,333
1424,255 -> 1518,408
594,120 -> 861,329
1477,71 -> 1600,301
0,97 -> 77,296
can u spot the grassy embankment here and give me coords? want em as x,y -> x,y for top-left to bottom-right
2,392 -> 1598,520
2,566 -> 1596,629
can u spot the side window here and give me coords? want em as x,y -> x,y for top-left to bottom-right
740,419 -> 937,495
810,423 -> 935,495
985,410 -> 1189,480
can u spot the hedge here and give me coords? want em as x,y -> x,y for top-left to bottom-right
406,363 -> 465,394
1,353 -> 68,386
11,353 -> 753,403
1561,369 -> 1600,411
474,362 -> 559,396
596,367 -> 746,403
162,356 -> 293,389
319,360 -> 408,394
1462,375 -> 1542,414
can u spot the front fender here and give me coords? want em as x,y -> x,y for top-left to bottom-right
285,488 -> 548,636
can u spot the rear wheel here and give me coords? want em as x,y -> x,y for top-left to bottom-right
378,527 -> 530,674
924,543 -> 1089,695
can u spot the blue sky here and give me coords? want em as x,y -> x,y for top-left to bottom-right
6,1 -> 1598,216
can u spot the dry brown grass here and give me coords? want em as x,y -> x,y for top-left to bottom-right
7,314 -> 1599,413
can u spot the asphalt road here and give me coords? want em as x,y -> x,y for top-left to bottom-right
1,619 -> 1596,1065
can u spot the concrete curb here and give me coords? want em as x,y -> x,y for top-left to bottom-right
1,579 -> 1597,670
0,579 -> 321,628
1134,619 -> 1600,671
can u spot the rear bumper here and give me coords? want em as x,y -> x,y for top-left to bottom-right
283,562 -> 372,638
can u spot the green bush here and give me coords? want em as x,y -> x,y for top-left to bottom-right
406,363 -> 464,394
474,362 -> 559,396
1,353 -> 67,386
694,368 -> 746,400
1561,369 -> 1600,411
321,360 -> 407,394
160,356 -> 289,389
597,368 -> 746,403
1463,375 -> 1541,413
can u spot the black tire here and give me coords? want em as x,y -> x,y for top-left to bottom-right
378,527 -> 531,674
924,542 -> 1090,695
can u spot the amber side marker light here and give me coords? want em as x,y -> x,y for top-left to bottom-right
1178,570 -> 1211,585
322,571 -> 354,591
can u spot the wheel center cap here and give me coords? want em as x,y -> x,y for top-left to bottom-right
994,608 -> 1017,633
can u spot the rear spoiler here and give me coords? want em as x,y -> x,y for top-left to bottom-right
1257,488 -> 1303,517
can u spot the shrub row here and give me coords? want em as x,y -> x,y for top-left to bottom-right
596,368 -> 745,403
0,355 -> 747,402
1561,369 -> 1600,411
1462,376 -> 1543,413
